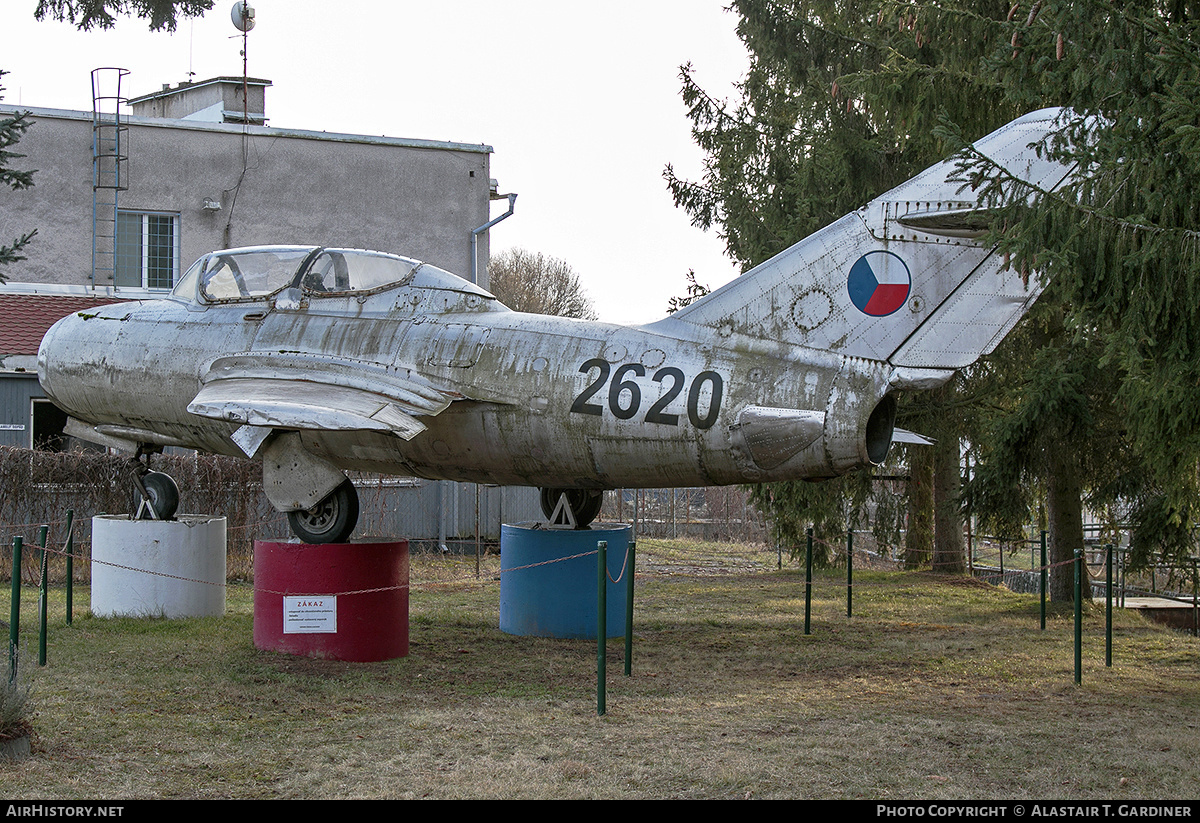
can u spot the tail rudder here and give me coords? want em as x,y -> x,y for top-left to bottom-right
656,108 -> 1076,370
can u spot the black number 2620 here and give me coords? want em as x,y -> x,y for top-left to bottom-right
569,358 -> 723,430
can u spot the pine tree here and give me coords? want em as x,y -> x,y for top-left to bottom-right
0,72 -> 36,282
34,0 -> 213,31
880,0 -> 1200,575
667,0 -> 1020,570
671,0 -> 1200,594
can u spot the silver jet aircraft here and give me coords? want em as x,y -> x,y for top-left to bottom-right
38,108 -> 1074,543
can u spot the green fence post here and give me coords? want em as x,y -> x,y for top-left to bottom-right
9,537 -> 22,686
38,525 -> 48,667
846,531 -> 853,619
1113,547 -> 1123,611
65,510 -> 74,625
1074,547 -> 1083,685
1040,530 -> 1047,631
597,539 -> 607,717
624,541 -> 635,677
1193,560 -> 1198,638
804,528 -> 813,636
1105,543 -> 1113,667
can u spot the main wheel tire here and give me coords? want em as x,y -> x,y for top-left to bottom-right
137,471 -> 179,520
287,479 -> 359,544
538,488 -> 604,528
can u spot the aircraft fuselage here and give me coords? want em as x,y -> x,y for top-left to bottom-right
39,285 -> 887,491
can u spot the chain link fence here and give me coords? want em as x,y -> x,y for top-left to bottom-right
0,447 -> 780,581
599,487 -> 770,546
12,446 -> 1194,621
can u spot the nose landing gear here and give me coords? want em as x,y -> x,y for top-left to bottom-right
129,448 -> 179,521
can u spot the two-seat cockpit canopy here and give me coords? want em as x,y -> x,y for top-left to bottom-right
170,246 -> 500,308
172,246 -> 419,303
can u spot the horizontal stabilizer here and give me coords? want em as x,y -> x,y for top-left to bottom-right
892,429 -> 935,446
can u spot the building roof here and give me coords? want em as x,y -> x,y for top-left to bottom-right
128,76 -> 273,106
0,104 -> 493,155
0,293 -> 128,356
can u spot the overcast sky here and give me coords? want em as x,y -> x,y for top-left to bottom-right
0,1 -> 750,324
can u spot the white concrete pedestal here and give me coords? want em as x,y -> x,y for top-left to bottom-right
91,515 -> 226,618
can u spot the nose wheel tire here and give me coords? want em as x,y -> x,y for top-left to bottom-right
287,479 -> 359,544
538,488 -> 604,529
136,471 -> 180,521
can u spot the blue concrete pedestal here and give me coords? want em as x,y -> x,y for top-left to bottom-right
499,523 -> 631,638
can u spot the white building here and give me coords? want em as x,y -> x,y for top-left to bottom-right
0,71 -> 501,448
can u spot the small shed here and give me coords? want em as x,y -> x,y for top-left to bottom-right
0,292 -> 128,449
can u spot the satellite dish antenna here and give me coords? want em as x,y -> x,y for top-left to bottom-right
230,2 -> 256,126
231,1 -> 255,32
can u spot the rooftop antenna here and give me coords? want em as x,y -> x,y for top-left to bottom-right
230,1 -> 255,124
186,19 -> 196,81
225,2 -> 256,248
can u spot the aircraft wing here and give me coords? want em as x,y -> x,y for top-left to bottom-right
187,353 -> 462,442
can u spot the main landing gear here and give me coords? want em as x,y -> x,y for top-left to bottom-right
287,479 -> 359,544
129,448 -> 180,521
127,443 -> 361,543
539,488 -> 604,529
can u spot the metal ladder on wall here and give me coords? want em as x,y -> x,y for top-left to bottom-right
91,67 -> 129,290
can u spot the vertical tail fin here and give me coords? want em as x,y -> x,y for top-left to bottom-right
655,108 -> 1076,370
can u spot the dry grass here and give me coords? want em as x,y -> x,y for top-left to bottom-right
1,541 -> 1198,799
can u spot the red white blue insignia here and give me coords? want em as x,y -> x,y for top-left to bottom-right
847,251 -> 911,317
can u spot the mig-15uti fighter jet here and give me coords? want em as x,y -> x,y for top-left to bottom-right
38,108 -> 1075,543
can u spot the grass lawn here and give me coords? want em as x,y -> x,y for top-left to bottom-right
1,539 -> 1197,799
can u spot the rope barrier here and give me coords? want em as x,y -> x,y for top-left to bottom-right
0,527 -> 1141,603
606,545 -> 631,584
0,516 -> 71,532
2,537 -> 636,602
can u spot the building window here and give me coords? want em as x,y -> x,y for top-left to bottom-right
116,211 -> 180,290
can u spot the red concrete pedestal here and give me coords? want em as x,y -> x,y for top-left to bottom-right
253,539 -> 409,662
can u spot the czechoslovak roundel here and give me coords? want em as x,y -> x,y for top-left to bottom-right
846,251 -> 911,317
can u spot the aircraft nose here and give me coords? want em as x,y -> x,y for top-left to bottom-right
37,310 -> 94,414
38,313 -> 74,401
